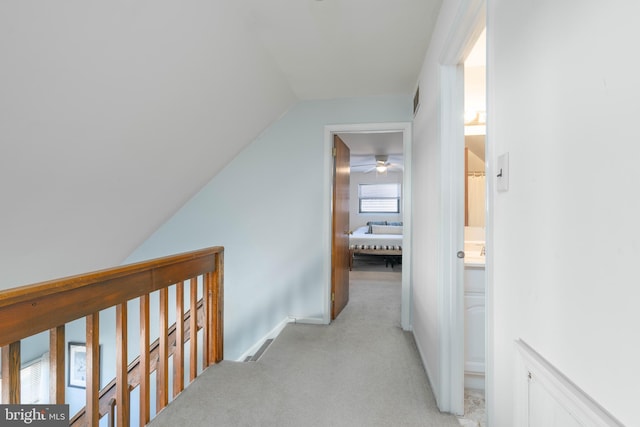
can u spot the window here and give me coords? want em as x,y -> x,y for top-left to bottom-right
359,183 -> 401,213
0,352 -> 49,404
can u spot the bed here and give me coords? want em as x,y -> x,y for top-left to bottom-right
349,223 -> 403,269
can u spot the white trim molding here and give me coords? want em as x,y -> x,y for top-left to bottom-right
438,63 -> 466,416
289,317 -> 325,325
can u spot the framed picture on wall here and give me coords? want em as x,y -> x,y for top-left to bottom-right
68,342 -> 99,389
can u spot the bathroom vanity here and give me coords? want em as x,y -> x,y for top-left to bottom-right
464,246 -> 485,390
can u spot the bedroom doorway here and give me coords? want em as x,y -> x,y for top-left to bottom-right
323,122 -> 412,330
339,132 -> 403,274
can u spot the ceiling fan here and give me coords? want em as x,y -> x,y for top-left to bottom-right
351,154 -> 403,174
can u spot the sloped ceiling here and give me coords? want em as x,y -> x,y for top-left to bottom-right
239,0 -> 443,99
0,0 -> 441,288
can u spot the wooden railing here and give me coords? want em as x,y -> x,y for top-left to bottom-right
0,247 -> 224,427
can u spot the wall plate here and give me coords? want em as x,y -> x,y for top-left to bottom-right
497,152 -> 509,192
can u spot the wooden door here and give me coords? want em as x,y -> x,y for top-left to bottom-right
331,135 -> 350,319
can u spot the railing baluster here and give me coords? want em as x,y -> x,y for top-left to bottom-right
139,295 -> 150,427
1,341 -> 21,403
202,274 -> 210,370
206,272 -> 215,366
116,303 -> 129,426
189,278 -> 198,382
107,398 -> 116,427
86,313 -> 100,427
49,325 -> 65,403
157,288 -> 169,412
202,273 -> 213,369
173,281 -> 184,397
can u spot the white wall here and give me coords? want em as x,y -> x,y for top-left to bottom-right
349,171 -> 403,230
411,0 -> 467,408
414,0 -> 640,424
126,96 -> 412,361
489,0 -> 640,425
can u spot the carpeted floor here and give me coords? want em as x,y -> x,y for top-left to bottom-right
149,268 -> 459,426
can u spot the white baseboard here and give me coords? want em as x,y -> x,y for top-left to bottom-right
236,317 -> 292,362
289,316 -> 325,325
464,371 -> 485,390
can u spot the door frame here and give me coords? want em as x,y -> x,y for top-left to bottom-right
322,122 -> 413,330
437,0 -> 488,419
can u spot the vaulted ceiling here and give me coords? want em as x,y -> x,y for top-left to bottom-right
0,0 -> 442,288
237,0 -> 442,99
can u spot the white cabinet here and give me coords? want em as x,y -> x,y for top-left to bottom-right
465,294 -> 485,373
464,265 -> 485,389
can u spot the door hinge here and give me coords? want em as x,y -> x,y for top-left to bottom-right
332,146 -> 337,157
331,292 -> 335,302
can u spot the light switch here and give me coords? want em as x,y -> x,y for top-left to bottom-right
497,152 -> 509,192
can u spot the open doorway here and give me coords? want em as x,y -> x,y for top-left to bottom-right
340,132 -> 404,274
322,123 -> 412,330
459,28 -> 487,427
435,0 -> 486,419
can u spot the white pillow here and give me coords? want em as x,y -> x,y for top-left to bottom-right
371,225 -> 403,235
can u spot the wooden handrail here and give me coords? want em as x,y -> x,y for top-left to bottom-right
0,246 -> 224,427
0,246 -> 223,347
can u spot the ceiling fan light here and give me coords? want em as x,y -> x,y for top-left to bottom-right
376,165 -> 387,173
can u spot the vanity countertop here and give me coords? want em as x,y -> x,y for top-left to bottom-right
464,257 -> 485,268
464,240 -> 486,268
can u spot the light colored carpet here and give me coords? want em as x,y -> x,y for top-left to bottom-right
149,269 -> 459,426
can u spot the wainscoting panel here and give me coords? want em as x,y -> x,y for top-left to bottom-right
515,339 -> 624,427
